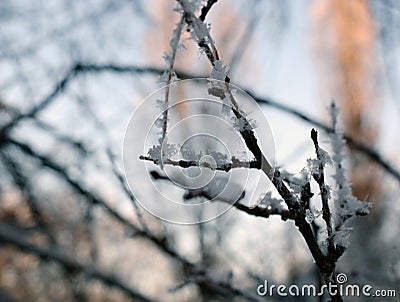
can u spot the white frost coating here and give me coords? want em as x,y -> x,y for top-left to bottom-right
340,196 -> 371,217
318,238 -> 328,256
147,141 -> 178,166
155,99 -> 166,111
334,227 -> 353,249
208,60 -> 230,105
280,168 -> 309,195
329,103 -> 371,222
211,60 -> 229,81
176,0 -> 202,15
162,51 -> 172,64
317,147 -> 332,166
328,102 -> 371,249
147,145 -> 163,165
322,184 -> 332,200
312,206 -> 323,219
180,146 -> 200,161
306,209 -> 315,224
307,148 -> 332,176
231,115 -> 257,132
157,71 -> 169,84
208,151 -> 229,166
188,17 -> 214,45
306,206 -> 323,224
220,98 -> 232,116
258,192 -> 285,211
158,70 -> 179,85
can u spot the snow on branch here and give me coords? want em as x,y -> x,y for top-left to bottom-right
329,102 -> 371,251
310,128 -> 335,256
139,3 -> 373,300
158,14 -> 186,167
139,154 -> 258,172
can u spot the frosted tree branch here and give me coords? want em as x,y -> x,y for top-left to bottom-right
156,2 -> 375,301
310,128 -> 335,256
139,154 -> 258,171
1,63 -> 398,186
0,222 -> 153,302
160,15 -> 185,159
2,136 -> 259,301
199,0 -> 218,21
328,103 -> 371,254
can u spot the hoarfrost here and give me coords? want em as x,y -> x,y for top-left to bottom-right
231,115 -> 256,132
328,102 -> 371,250
306,209 -> 315,224
259,192 -> 285,211
335,227 -> 353,249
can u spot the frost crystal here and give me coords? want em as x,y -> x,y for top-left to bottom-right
211,60 -> 229,81
306,209 -> 315,224
156,99 -> 166,110
181,146 -> 199,161
281,168 -> 310,195
157,71 -> 169,84
259,192 -> 285,211
147,144 -> 162,165
311,206 -> 323,219
335,227 -> 353,249
328,102 -> 371,250
307,148 -> 331,176
147,141 -> 178,166
207,60 -> 231,103
318,239 -> 328,255
162,51 -> 172,64
207,82 -> 225,100
317,147 -> 332,166
231,115 -> 256,133
176,0 -> 202,14
220,100 -> 232,116
329,102 -> 371,227
190,18 -> 214,44
208,151 -> 229,166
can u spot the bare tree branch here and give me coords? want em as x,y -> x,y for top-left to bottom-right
310,129 -> 335,256
3,61 -> 396,186
139,154 -> 258,171
199,0 -> 218,21
3,137 -> 258,301
172,3 -> 344,300
232,202 -> 296,221
0,221 -> 154,302
0,150 -> 57,245
1,62 -> 398,186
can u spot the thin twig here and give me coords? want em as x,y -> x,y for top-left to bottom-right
232,202 -> 296,221
1,62 -> 398,185
4,137 -> 257,301
310,129 -> 335,256
0,221 -> 153,302
161,16 -> 185,155
199,0 -> 218,21
139,154 -> 258,171
175,3 -> 342,300
0,150 -> 57,245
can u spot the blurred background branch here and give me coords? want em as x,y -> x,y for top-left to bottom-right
0,0 -> 399,301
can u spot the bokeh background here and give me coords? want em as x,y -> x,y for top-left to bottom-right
0,0 -> 399,301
